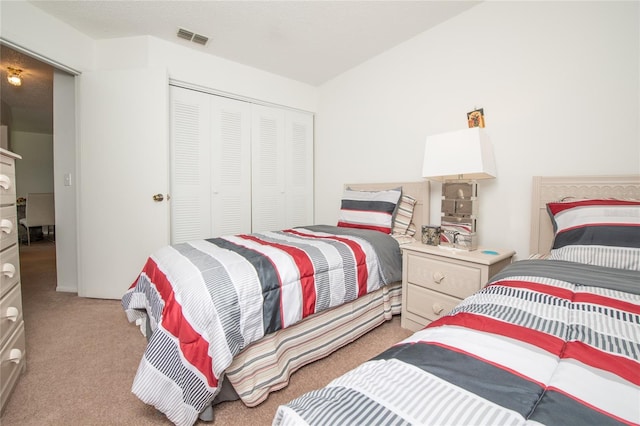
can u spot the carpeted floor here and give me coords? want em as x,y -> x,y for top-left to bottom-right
1,239 -> 412,425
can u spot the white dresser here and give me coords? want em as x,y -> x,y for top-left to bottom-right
0,148 -> 25,414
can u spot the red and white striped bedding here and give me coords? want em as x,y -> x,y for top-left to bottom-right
122,226 -> 402,426
274,259 -> 640,425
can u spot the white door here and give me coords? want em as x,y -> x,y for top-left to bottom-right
251,104 -> 286,232
77,68 -> 169,299
170,86 -> 212,243
169,87 -> 252,242
210,95 -> 252,236
284,111 -> 314,228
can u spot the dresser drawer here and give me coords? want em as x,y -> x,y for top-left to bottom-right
0,244 -> 20,299
0,156 -> 16,206
406,253 -> 481,299
406,283 -> 461,323
0,283 -> 22,349
0,321 -> 25,414
0,207 -> 18,251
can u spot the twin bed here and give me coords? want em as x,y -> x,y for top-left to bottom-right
122,181 -> 429,426
274,175 -> 640,425
123,175 -> 640,426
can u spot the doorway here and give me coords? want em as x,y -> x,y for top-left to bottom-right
1,43 -> 78,293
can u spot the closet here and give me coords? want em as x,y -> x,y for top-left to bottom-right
170,86 -> 314,243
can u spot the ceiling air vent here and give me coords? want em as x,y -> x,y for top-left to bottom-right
177,28 -> 209,46
192,34 -> 209,46
177,28 -> 194,41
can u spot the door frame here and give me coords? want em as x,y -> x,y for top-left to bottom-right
0,39 -> 80,294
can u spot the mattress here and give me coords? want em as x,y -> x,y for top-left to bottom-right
274,259 -> 640,425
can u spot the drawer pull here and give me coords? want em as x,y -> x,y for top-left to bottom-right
432,271 -> 446,284
6,348 -> 22,364
0,174 -> 10,190
2,263 -> 16,278
432,303 -> 444,315
3,306 -> 19,322
1,218 -> 13,234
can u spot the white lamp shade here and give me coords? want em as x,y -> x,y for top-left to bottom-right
422,127 -> 497,181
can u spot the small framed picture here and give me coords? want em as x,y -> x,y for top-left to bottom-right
421,225 -> 441,246
467,108 -> 485,128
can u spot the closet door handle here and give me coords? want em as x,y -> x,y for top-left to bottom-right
152,194 -> 164,202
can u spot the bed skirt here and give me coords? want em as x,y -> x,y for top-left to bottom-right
223,281 -> 402,407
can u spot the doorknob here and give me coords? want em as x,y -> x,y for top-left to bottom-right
153,194 -> 164,202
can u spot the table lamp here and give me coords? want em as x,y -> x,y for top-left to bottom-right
422,127 -> 496,250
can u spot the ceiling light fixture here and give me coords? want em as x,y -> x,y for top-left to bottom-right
7,67 -> 22,86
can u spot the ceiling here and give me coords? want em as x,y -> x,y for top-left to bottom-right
1,1 -> 479,134
1,44 -> 54,134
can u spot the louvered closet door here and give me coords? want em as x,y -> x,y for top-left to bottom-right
251,104 -> 286,232
285,111 -> 314,228
170,87 -> 252,242
210,96 -> 252,236
170,87 -> 212,243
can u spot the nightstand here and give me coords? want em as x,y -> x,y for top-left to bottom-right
400,243 -> 516,331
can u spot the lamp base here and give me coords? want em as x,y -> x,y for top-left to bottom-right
440,231 -> 478,251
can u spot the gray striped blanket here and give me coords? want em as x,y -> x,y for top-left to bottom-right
122,225 -> 402,426
274,260 -> 640,425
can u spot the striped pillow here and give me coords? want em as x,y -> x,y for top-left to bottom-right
338,188 -> 401,234
392,194 -> 417,235
547,198 -> 640,270
548,245 -> 640,271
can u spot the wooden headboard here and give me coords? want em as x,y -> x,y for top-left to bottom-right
346,181 -> 430,234
530,175 -> 640,255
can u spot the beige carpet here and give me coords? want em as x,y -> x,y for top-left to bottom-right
1,240 -> 412,425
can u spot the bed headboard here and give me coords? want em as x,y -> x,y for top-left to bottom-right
346,181 -> 430,235
530,175 -> 640,255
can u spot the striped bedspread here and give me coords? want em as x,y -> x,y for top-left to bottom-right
122,225 -> 401,426
274,260 -> 640,426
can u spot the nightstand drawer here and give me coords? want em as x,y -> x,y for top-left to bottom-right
406,254 -> 481,299
400,243 -> 516,332
406,283 -> 460,323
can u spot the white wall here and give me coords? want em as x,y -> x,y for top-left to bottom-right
315,1 -> 640,259
0,0 -> 93,71
53,70 -> 77,293
4,0 -> 638,294
94,36 -> 318,113
1,1 -> 318,297
11,131 -> 54,197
